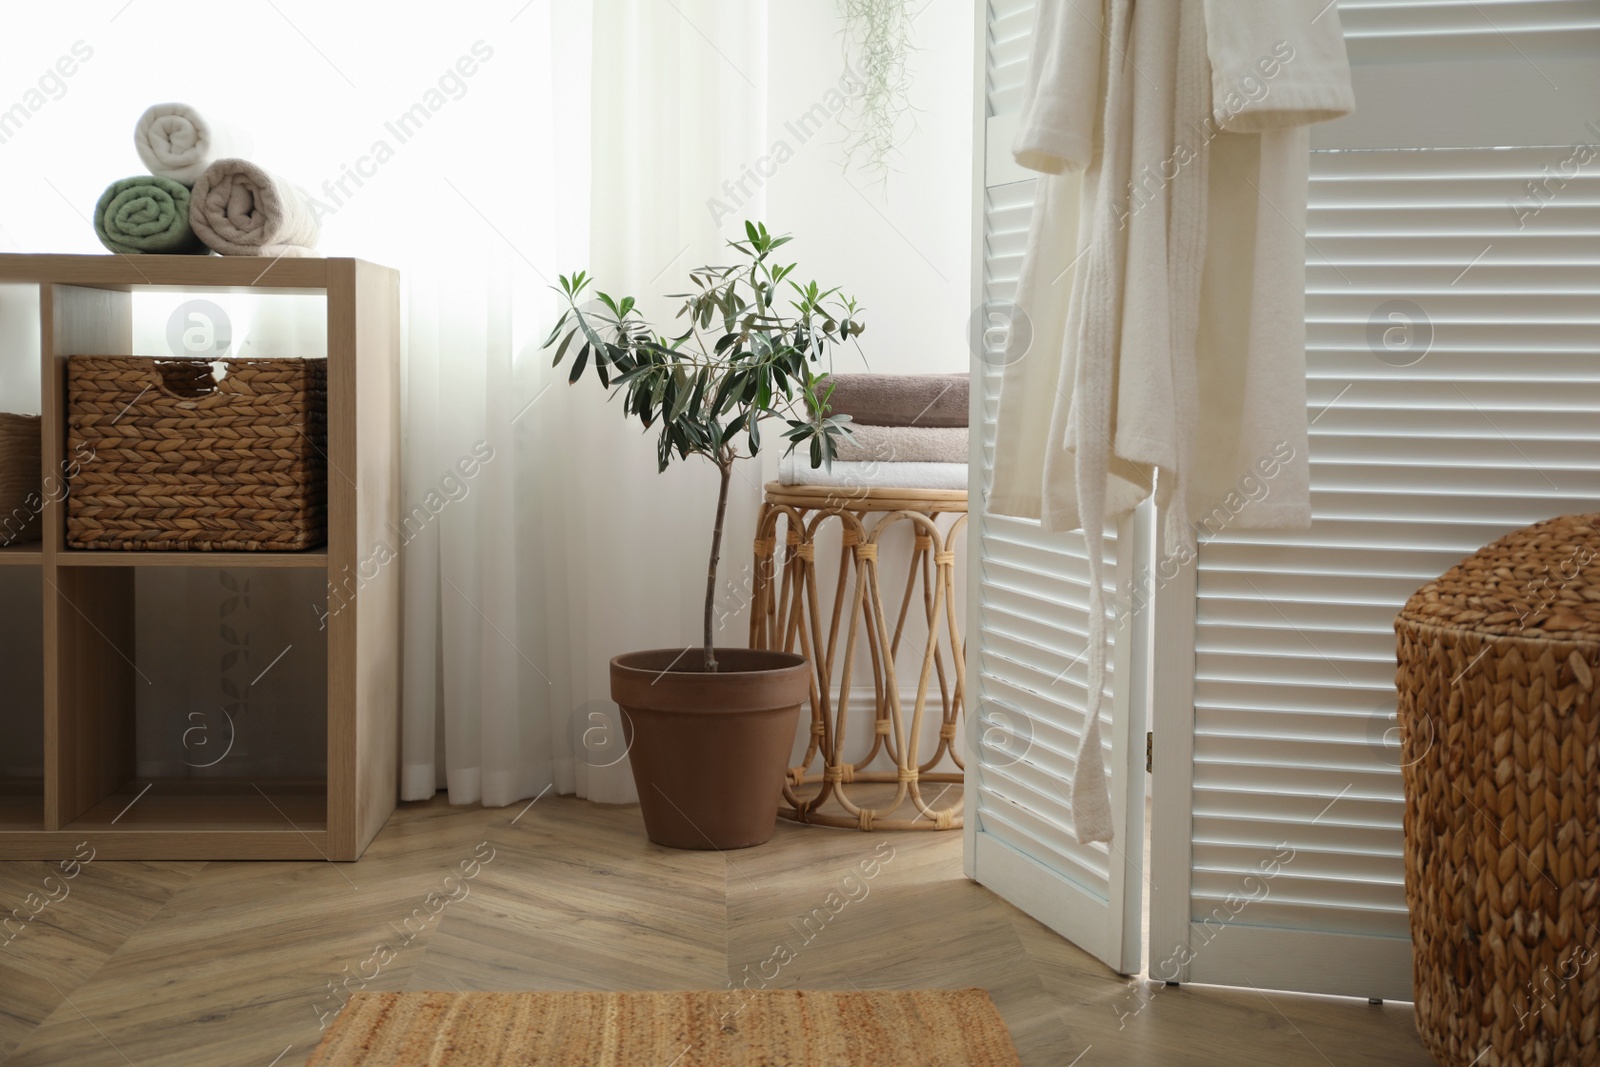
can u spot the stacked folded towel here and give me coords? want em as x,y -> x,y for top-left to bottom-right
781,373 -> 970,490
93,103 -> 320,258
830,423 -> 968,465
816,373 -> 969,428
778,454 -> 969,490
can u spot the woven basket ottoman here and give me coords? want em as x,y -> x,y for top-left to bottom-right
1396,513 -> 1600,1067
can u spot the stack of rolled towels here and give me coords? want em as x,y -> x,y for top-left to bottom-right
93,103 -> 319,258
780,373 -> 969,490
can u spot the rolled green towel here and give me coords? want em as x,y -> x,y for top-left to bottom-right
93,176 -> 206,254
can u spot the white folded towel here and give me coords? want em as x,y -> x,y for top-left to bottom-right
134,104 -> 237,187
778,454 -> 968,491
189,159 -> 320,258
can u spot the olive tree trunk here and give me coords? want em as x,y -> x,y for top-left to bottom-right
702,455 -> 734,672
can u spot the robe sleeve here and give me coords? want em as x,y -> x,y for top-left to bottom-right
1203,0 -> 1355,132
1012,0 -> 1104,173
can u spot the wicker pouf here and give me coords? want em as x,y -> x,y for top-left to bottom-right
1396,513 -> 1600,1067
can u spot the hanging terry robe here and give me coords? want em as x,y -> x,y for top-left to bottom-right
990,0 -> 1355,844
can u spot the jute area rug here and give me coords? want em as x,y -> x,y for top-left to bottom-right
305,989 -> 1022,1066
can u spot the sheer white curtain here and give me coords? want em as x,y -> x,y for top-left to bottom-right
557,0 -> 771,802
0,0 -> 768,809
397,0 -> 770,807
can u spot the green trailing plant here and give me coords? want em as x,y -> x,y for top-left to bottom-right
838,0 -> 918,180
543,222 -> 864,673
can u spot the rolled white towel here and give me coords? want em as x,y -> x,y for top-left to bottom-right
134,103 -> 236,187
189,159 -> 320,258
778,454 -> 968,491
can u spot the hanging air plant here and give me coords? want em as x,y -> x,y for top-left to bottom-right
837,0 -> 918,181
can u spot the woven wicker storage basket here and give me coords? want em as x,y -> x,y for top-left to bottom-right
66,355 -> 327,551
1396,513 -> 1600,1067
0,413 -> 42,546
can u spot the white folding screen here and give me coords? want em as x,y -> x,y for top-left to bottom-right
969,0 -> 1600,994
962,0 -> 1145,974
1147,0 -> 1600,999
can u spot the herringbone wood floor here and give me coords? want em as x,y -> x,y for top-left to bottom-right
0,793 -> 1433,1066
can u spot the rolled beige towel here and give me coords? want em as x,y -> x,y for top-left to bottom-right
189,159 -> 320,258
831,423 -> 968,464
134,103 -> 235,187
813,373 -> 968,427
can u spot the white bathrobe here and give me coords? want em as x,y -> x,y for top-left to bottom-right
990,0 -> 1355,844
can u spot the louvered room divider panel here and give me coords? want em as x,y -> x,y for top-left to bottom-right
964,0 -> 1144,974
1152,143 -> 1600,999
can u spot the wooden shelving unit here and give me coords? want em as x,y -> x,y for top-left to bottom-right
0,254 -> 400,861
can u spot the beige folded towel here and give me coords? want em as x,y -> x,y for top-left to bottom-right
831,423 -> 968,465
815,373 -> 968,427
189,159 -> 320,258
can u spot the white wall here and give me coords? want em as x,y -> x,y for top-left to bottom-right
762,1 -> 975,378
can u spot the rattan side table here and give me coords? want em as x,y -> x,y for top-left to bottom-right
749,482 -> 966,832
1396,513 -> 1600,1067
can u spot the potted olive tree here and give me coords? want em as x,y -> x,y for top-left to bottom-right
545,222 -> 860,849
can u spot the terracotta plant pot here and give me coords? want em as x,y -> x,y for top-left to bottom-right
610,648 -> 809,850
